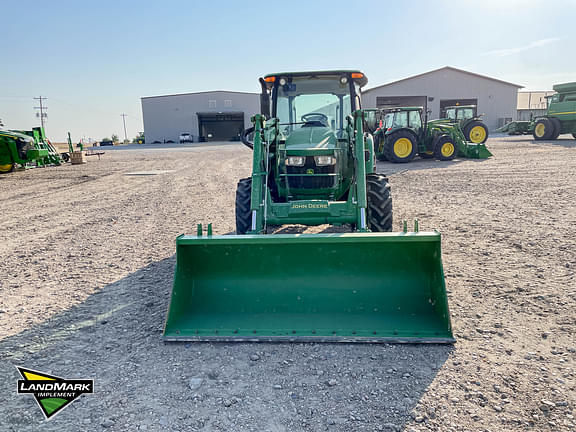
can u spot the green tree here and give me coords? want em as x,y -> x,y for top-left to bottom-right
111,134 -> 119,143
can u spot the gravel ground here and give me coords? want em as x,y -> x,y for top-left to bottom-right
0,136 -> 574,431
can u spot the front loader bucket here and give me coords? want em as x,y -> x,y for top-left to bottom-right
164,232 -> 454,343
459,142 -> 492,159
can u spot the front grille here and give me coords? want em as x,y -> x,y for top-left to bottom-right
285,156 -> 337,189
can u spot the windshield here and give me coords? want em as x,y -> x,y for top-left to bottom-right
383,111 -> 408,129
458,108 -> 474,120
446,109 -> 456,120
275,76 -> 355,134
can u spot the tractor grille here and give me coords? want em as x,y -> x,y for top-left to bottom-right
285,156 -> 337,189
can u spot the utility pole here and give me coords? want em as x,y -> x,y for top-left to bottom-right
121,114 -> 128,142
34,96 -> 48,129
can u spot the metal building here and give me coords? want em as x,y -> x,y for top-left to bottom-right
361,66 -> 523,130
141,91 -> 259,143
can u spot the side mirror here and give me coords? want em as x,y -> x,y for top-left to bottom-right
259,78 -> 271,119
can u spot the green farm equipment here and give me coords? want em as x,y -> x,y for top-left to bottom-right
164,70 -> 454,343
498,82 -> 576,140
0,127 -> 63,173
442,105 -> 489,144
372,107 -> 492,163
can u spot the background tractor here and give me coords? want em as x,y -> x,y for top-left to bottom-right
497,82 -> 576,140
164,70 -> 454,344
0,127 -> 63,173
371,107 -> 492,163
442,105 -> 489,143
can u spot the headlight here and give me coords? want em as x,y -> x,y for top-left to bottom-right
314,155 -> 336,166
285,156 -> 305,166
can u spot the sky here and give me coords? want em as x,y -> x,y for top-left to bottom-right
1,0 -> 574,142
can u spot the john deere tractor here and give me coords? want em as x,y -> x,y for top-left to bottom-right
0,127 -> 62,173
443,105 -> 489,144
372,106 -> 491,163
164,70 -> 454,343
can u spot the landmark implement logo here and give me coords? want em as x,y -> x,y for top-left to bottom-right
16,366 -> 94,420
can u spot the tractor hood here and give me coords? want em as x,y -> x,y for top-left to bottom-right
285,127 -> 337,154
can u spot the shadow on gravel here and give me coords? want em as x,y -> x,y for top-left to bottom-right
376,157 -> 490,175
0,255 -> 452,432
502,136 -> 576,148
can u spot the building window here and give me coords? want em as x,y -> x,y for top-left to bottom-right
208,100 -> 216,108
224,99 -> 232,107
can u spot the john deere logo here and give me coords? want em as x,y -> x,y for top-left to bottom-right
306,168 -> 314,175
16,366 -> 94,420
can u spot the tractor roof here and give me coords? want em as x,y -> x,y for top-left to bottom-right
0,129 -> 33,141
264,70 -> 368,87
381,106 -> 423,112
445,105 -> 477,109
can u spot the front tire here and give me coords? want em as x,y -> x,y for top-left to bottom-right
235,178 -> 252,234
434,135 -> 457,161
533,118 -> 554,140
383,131 -> 417,163
366,173 -> 392,232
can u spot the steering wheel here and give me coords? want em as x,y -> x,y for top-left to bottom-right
301,113 -> 329,125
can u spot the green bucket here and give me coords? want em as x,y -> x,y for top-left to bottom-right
164,232 -> 454,343
460,142 -> 492,159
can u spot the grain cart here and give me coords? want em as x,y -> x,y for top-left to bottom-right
497,82 -> 576,140
164,71 -> 454,343
372,107 -> 492,163
442,105 -> 489,143
0,127 -> 62,173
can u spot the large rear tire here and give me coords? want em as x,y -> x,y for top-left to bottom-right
383,131 -> 417,163
0,163 -> 14,174
235,178 -> 252,234
550,118 -> 561,140
464,120 -> 488,143
366,173 -> 392,232
533,118 -> 554,140
433,135 -> 457,161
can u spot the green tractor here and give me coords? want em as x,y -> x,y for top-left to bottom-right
0,127 -> 62,173
164,70 -> 454,343
372,106 -> 492,163
442,105 -> 489,144
497,82 -> 576,140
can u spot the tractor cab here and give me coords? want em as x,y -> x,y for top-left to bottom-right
380,107 -> 424,135
258,71 -> 368,200
444,105 -> 477,122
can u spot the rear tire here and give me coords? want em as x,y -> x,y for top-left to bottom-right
533,118 -> 554,140
235,178 -> 252,234
433,135 -> 457,161
464,120 -> 488,143
366,173 -> 392,232
550,118 -> 561,139
383,131 -> 417,163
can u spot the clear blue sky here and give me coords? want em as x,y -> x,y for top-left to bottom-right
1,0 -> 574,141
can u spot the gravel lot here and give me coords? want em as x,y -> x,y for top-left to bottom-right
0,136 -> 574,431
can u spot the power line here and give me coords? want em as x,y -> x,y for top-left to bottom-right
33,96 -> 48,129
121,113 -> 128,142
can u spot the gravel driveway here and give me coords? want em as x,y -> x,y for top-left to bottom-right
0,137 -> 574,431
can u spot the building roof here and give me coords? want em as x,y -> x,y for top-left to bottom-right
142,90 -> 258,100
363,66 -> 524,93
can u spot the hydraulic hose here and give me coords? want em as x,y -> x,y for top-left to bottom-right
241,127 -> 255,150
